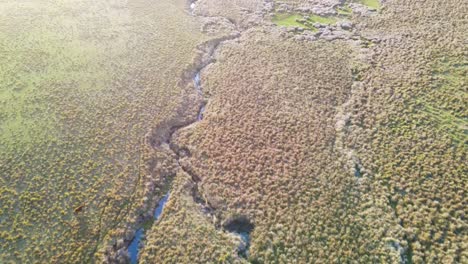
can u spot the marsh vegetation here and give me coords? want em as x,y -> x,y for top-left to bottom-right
1,0 -> 465,263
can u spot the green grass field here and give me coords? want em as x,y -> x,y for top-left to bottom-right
0,0 -> 207,262
272,12 -> 339,30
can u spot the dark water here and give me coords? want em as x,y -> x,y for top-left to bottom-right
128,193 -> 170,264
193,72 -> 205,121
154,193 -> 169,219
194,72 -> 202,94
237,231 -> 249,243
234,231 -> 250,257
223,217 -> 254,258
128,228 -> 143,264
197,105 -> 205,121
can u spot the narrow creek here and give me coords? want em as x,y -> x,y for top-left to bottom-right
189,0 -> 198,15
127,192 -> 170,264
126,62 -> 251,262
126,64 -> 207,263
125,2 -> 254,261
194,72 -> 206,121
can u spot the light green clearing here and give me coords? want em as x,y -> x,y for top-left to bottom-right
272,13 -> 305,28
419,101 -> 467,143
272,13 -> 338,30
0,30 -> 107,146
309,14 -> 337,25
416,59 -> 467,143
359,0 -> 381,9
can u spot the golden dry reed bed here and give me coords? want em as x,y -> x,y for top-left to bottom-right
0,0 -> 466,263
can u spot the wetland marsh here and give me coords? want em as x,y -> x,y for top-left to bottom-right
1,0 -> 466,263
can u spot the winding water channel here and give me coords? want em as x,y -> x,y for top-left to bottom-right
125,2 -> 254,260
128,192 -> 170,264
127,66 -> 207,263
